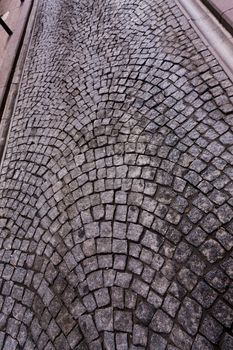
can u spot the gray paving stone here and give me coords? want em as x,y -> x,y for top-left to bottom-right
95,307 -> 113,332
3,336 -> 18,350
142,265 -> 155,283
216,228 -> 233,250
89,338 -> 102,350
87,271 -> 103,291
112,239 -> 128,254
186,227 -> 207,247
178,268 -> 198,291
205,268 -> 230,293
79,315 -> 99,343
150,310 -> 173,333
6,317 -> 19,340
147,291 -> 163,308
127,223 -> 143,242
104,270 -> 116,288
116,333 -> 128,350
174,241 -> 192,263
132,324 -> 148,347
94,288 -> 110,307
200,213 -> 221,233
114,311 -> 132,332
115,272 -> 132,288
70,299 -> 86,319
192,334 -> 214,350
200,315 -> 223,344
200,239 -> 225,263
127,257 -> 143,275
113,255 -> 127,270
162,294 -> 180,317
192,281 -> 217,308
149,333 -> 167,350
135,301 -> 155,326
103,332 -> 115,350
170,325 -> 192,350
220,131 -> 233,144
0,0 -> 233,348
131,278 -> 149,298
220,333 -> 233,350
83,294 -> 97,313
178,297 -> 202,335
151,272 -> 170,295
211,300 -> 233,328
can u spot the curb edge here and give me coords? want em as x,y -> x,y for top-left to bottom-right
0,0 -> 39,171
176,0 -> 233,84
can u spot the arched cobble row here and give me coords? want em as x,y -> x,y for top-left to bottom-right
0,0 -> 233,349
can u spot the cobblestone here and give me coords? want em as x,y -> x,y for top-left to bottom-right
200,315 -> 223,344
178,297 -> 202,336
0,0 -> 233,348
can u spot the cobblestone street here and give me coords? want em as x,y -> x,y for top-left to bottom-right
0,0 -> 233,349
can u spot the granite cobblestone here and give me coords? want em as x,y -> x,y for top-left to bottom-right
0,0 -> 233,348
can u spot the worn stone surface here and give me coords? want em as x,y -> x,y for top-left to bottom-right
178,297 -> 202,336
0,0 -> 232,348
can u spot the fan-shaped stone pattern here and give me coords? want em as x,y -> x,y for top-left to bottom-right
0,0 -> 233,349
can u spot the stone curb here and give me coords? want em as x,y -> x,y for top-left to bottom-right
201,0 -> 233,36
176,0 -> 233,84
0,0 -> 32,113
0,0 -> 39,169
